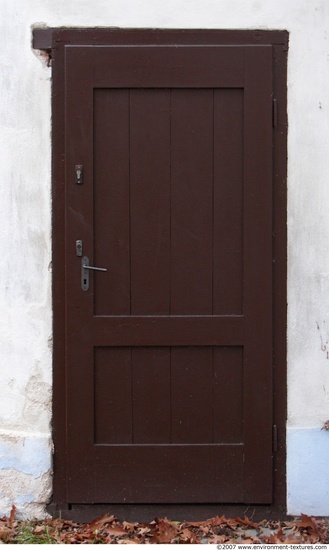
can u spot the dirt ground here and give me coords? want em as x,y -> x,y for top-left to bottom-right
1,506 -> 329,544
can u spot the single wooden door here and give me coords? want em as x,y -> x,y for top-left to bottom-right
65,43 -> 273,503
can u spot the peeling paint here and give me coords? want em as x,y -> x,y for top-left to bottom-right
30,23 -> 52,68
0,469 -> 52,520
47,336 -> 53,351
316,320 -> 329,359
0,431 -> 52,519
23,376 -> 52,426
0,432 -> 52,478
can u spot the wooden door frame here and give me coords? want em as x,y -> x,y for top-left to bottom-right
33,28 -> 288,521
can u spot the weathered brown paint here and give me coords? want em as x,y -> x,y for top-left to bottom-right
34,28 -> 288,520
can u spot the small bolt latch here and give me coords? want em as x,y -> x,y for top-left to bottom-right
76,240 -> 83,257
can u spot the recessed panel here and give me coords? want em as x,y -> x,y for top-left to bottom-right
93,88 -> 244,316
94,346 -> 243,445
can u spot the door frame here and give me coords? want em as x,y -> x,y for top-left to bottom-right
33,28 -> 288,521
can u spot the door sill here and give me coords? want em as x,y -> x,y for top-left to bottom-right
47,503 -> 288,523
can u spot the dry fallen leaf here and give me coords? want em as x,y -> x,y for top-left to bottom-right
211,515 -> 230,527
88,513 -> 116,530
295,513 -> 319,533
8,505 -> 16,527
0,509 -> 328,544
236,515 -> 259,528
180,527 -> 198,543
151,517 -> 180,543
106,525 -> 127,537
208,534 -> 227,543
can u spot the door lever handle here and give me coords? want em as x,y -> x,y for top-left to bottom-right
81,256 -> 107,291
83,265 -> 107,272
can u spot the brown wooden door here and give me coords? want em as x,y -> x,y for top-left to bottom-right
65,44 -> 273,504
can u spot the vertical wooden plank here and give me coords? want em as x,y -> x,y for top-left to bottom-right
65,54 -> 96,500
132,347 -> 171,443
213,89 -> 244,315
272,43 -> 288,510
93,90 -> 130,315
130,90 -> 171,315
52,38 -> 68,507
243,46 -> 273,502
171,347 -> 213,443
171,90 -> 213,315
94,348 -> 132,444
213,347 -> 243,443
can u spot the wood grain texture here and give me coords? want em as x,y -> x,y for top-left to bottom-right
213,89 -> 243,314
94,89 -> 130,315
130,90 -> 171,315
170,90 -> 213,315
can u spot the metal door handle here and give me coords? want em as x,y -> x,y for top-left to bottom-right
83,265 -> 107,272
81,256 -> 107,291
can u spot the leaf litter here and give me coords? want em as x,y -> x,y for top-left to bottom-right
1,505 -> 329,544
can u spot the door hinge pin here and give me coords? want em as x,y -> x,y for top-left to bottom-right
273,424 -> 278,452
273,99 -> 278,128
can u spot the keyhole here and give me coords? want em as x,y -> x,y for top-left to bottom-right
75,165 -> 83,184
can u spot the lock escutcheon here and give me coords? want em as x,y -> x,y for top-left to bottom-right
75,164 -> 84,185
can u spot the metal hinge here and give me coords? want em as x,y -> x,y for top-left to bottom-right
273,424 -> 278,452
273,99 -> 278,128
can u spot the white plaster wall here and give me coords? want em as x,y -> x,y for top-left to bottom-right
1,0 -> 329,518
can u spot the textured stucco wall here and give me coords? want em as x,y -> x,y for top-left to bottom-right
0,0 -> 329,518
